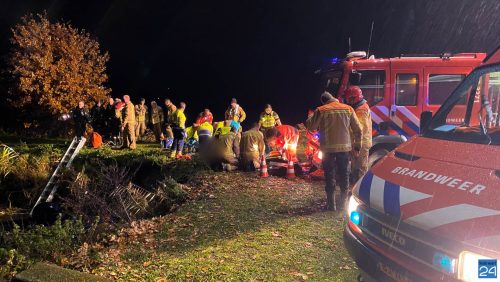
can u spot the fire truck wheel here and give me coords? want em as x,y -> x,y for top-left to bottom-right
368,148 -> 389,168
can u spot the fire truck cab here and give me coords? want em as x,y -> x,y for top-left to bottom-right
344,47 -> 500,282
320,51 -> 486,165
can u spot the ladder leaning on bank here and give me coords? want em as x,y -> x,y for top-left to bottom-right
30,137 -> 87,216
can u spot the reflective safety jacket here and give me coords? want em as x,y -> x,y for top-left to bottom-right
171,109 -> 186,129
198,122 -> 214,137
150,106 -> 164,125
225,104 -> 246,123
122,101 -> 136,126
306,98 -> 362,153
353,101 -> 372,148
135,104 -> 148,123
185,126 -> 199,140
241,129 -> 265,157
274,125 -> 299,149
259,111 -> 280,129
219,131 -> 237,158
215,126 -> 232,137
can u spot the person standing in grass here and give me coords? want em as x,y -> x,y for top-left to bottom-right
135,98 -> 148,141
170,102 -> 187,158
121,94 -> 136,150
72,100 -> 91,140
150,101 -> 164,142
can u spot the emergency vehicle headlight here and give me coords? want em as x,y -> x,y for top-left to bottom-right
458,251 -> 496,282
432,252 -> 456,274
350,211 -> 361,225
318,151 -> 323,160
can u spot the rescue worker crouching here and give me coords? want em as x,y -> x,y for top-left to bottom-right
135,98 -> 148,141
121,94 -> 137,150
184,123 -> 199,153
170,102 -> 187,158
197,121 -> 214,147
207,121 -> 240,171
306,92 -> 362,211
240,122 -> 265,171
265,124 -> 299,163
345,86 -> 372,180
149,101 -> 164,142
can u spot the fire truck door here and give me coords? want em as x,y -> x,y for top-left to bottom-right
390,69 -> 423,137
423,66 -> 472,121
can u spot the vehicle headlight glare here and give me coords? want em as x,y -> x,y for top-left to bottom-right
458,251 -> 496,282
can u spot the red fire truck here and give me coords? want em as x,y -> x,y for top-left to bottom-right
319,51 -> 486,164
344,46 -> 500,281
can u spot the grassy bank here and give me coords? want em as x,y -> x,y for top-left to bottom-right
88,173 -> 357,281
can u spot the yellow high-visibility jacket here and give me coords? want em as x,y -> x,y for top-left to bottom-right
354,102 -> 372,148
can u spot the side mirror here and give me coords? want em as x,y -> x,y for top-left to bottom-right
420,111 -> 433,134
349,72 -> 362,85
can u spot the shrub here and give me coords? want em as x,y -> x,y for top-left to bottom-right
0,217 -> 97,278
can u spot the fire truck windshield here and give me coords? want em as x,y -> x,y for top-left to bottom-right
322,70 -> 343,96
426,63 -> 500,145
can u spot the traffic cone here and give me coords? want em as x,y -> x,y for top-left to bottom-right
287,160 -> 296,179
260,155 -> 269,178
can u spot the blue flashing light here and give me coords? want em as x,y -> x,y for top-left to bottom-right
331,57 -> 339,64
350,211 -> 361,225
314,132 -> 320,140
432,252 -> 455,273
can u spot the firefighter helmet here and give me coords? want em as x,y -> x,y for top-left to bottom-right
345,86 -> 363,104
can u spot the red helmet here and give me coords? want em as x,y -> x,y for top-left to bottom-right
345,86 -> 363,103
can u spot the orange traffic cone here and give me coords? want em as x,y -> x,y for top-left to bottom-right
287,160 -> 296,179
260,155 -> 269,178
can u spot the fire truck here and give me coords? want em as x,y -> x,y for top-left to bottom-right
319,51 -> 486,165
344,46 -> 500,281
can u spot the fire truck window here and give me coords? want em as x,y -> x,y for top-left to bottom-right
395,74 -> 418,106
357,70 -> 385,106
428,74 -> 465,105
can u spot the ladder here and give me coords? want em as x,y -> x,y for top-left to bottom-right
30,137 -> 87,216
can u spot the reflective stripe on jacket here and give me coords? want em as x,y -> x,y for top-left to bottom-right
198,122 -> 214,136
306,98 -> 362,153
259,111 -> 279,128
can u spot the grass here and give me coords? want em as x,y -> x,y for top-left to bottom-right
90,173 -> 358,281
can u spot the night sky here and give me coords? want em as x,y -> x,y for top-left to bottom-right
0,0 -> 499,125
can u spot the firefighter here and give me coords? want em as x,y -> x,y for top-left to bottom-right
150,101 -> 164,142
170,102 -> 187,158
196,108 -> 214,125
265,125 -> 299,162
72,101 -> 91,139
240,122 -> 265,171
208,122 -> 239,171
345,86 -> 372,180
121,95 -> 136,150
306,91 -> 362,211
225,98 -> 246,157
164,98 -> 175,139
259,104 -> 281,154
184,124 -> 199,153
135,98 -> 148,141
197,120 -> 214,146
